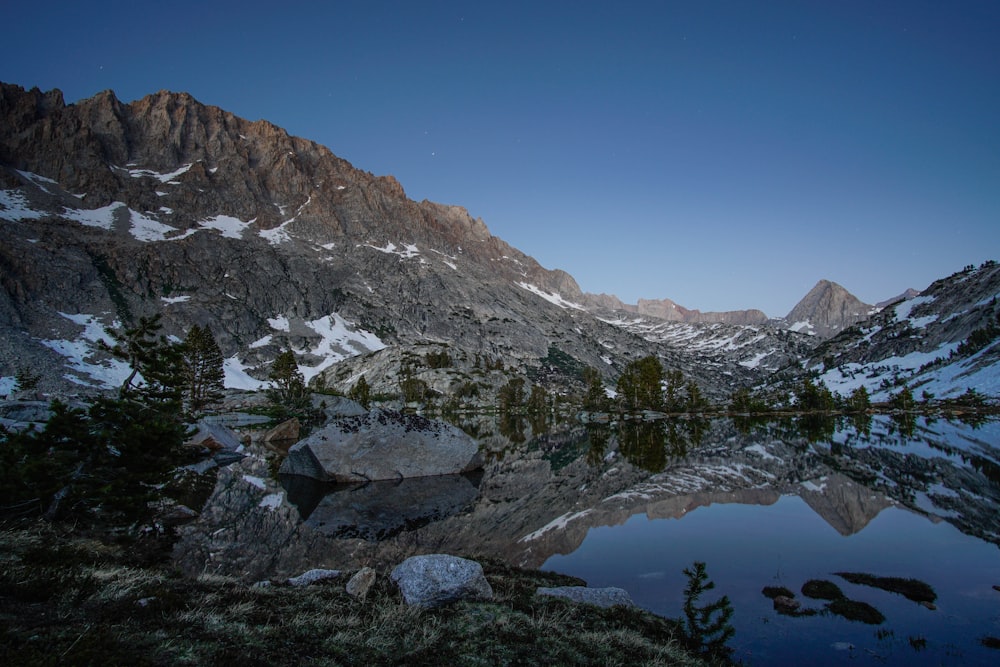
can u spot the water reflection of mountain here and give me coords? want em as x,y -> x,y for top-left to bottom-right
173,416 -> 1000,580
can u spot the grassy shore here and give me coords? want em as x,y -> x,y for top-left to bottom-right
0,521 -> 714,666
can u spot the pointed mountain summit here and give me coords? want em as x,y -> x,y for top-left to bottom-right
783,280 -> 872,338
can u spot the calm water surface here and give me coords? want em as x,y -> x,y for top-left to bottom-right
180,414 -> 1000,665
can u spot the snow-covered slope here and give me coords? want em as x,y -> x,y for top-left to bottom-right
813,262 -> 1000,400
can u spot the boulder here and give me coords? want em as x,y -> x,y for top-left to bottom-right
286,568 -> 341,587
186,420 -> 242,452
390,554 -> 493,608
263,417 -> 300,448
536,586 -> 635,609
346,567 -> 377,599
279,409 -> 482,482
315,395 -> 368,419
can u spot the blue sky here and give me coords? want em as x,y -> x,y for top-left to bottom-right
3,1 -> 998,316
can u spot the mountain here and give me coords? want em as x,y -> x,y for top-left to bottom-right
811,262 -> 1000,400
581,293 -> 769,326
780,279 -> 873,338
0,83 -> 801,401
1,82 -> 996,404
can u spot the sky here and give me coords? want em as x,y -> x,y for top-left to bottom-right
2,1 -> 999,316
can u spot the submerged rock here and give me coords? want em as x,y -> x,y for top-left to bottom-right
279,409 -> 483,482
391,554 -> 493,608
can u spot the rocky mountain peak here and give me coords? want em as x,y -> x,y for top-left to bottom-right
783,279 -> 872,338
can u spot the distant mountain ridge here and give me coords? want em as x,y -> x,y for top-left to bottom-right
0,81 -> 996,402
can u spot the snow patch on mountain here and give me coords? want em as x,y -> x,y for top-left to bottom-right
0,189 -> 47,221
199,215 -> 253,239
127,163 -> 193,183
362,241 -> 422,260
516,282 -> 584,310
39,312 -> 132,388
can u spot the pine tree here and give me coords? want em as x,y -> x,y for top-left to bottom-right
682,561 -> 735,657
616,355 -> 664,411
349,374 -> 371,408
103,314 -> 184,407
268,349 -> 308,408
181,324 -> 225,413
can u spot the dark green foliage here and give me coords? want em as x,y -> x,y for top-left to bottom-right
581,367 -> 606,411
1,332 -> 191,526
498,377 -> 525,412
795,377 -> 835,412
801,579 -> 844,601
729,387 -> 771,414
618,420 -> 667,472
890,386 -> 915,411
681,561 -> 735,658
956,320 -> 1000,357
268,350 -> 308,409
181,324 -> 225,413
616,356 -> 664,412
103,314 -> 185,406
834,572 -> 936,603
685,381 -> 708,412
847,386 -> 871,413
14,367 -> 41,392
348,374 -> 371,408
663,369 -> 685,412
400,374 -> 430,404
424,350 -> 453,369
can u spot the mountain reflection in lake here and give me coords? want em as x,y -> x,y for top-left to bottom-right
175,414 -> 1000,665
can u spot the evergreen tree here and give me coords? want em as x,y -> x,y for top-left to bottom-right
581,366 -> 606,411
685,380 -> 707,413
616,355 -> 664,411
268,349 -> 308,408
349,374 -> 371,408
663,369 -> 685,412
498,377 -> 525,412
103,314 -> 185,406
682,561 -> 735,658
847,385 -> 871,413
181,324 -> 225,413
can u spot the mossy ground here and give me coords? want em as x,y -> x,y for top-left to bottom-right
0,522 -> 713,666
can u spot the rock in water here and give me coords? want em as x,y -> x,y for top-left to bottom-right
390,554 -> 493,608
278,409 -> 482,482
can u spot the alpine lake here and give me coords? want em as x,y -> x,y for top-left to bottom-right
175,412 -> 1000,666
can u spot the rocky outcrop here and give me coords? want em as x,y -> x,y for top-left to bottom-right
390,554 -> 494,608
278,409 -> 483,482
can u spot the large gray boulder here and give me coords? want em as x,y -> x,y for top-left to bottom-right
278,409 -> 482,482
390,554 -> 493,608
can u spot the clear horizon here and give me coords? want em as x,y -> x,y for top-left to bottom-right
3,1 -> 998,317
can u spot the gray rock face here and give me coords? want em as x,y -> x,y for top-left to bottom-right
279,409 -> 483,482
536,585 -> 635,608
783,279 -> 872,338
390,554 -> 493,608
346,567 -> 376,599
